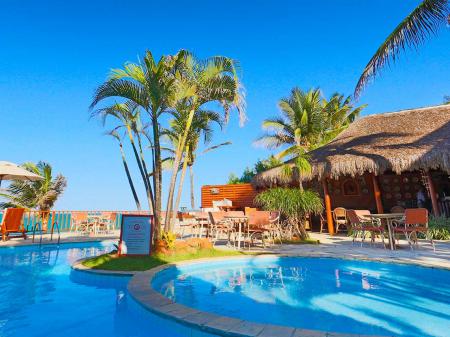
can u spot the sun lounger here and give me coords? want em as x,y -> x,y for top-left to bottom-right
1,208 -> 26,241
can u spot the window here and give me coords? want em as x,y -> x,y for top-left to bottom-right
342,179 -> 359,196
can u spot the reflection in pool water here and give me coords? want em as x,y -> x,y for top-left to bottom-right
152,256 -> 450,337
0,242 -> 218,337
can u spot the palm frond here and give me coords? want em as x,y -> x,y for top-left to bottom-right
355,0 -> 449,98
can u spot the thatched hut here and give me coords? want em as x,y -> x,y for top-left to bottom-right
253,104 -> 450,233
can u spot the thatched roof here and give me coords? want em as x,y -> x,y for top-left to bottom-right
253,104 -> 450,188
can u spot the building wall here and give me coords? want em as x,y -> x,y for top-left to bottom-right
322,173 -> 378,212
201,183 -> 257,209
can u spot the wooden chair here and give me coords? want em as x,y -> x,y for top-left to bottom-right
393,208 -> 434,251
332,207 -> 348,233
347,210 -> 385,247
1,208 -> 26,241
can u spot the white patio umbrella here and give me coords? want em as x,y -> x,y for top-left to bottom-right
0,161 -> 43,187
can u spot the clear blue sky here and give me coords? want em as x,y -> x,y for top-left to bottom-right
1,0 -> 449,210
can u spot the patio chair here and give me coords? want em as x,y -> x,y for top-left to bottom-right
347,210 -> 385,247
1,208 -> 26,241
99,212 -> 117,234
178,212 -> 195,238
319,213 -> 328,233
208,211 -> 235,246
246,211 -> 276,248
70,212 -> 89,234
332,207 -> 348,233
245,207 -> 257,215
392,208 -> 434,251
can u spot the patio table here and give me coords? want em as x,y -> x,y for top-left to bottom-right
194,215 -> 209,238
368,213 -> 404,250
224,215 -> 248,249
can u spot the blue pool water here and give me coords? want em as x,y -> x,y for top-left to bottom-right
0,242 -> 217,337
152,256 -> 450,337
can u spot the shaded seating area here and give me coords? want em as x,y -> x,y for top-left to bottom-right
253,105 -> 450,241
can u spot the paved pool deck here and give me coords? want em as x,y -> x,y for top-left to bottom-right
2,230 -> 449,269
0,230 -> 120,247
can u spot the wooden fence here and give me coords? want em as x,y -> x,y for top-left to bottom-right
0,210 -> 151,233
201,183 -> 258,209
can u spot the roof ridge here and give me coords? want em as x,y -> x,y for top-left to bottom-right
361,104 -> 450,120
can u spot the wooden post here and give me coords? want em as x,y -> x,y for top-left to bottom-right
322,179 -> 335,235
426,171 -> 440,216
371,174 -> 384,214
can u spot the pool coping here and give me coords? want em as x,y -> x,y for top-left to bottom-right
73,252 -> 449,337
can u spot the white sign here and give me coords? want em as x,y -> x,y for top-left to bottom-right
119,215 -> 152,255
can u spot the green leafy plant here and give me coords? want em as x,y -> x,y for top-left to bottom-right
0,161 -> 67,211
427,216 -> 450,240
255,188 -> 323,240
161,231 -> 177,250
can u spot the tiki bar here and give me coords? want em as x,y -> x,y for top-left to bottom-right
253,105 -> 450,234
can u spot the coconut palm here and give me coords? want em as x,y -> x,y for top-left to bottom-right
0,162 -> 67,211
256,88 -> 364,189
256,88 -> 364,156
91,51 -> 180,239
164,53 -> 245,230
162,106 -> 230,211
106,129 -> 141,210
355,0 -> 449,98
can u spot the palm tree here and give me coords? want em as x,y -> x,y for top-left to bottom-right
162,106 -> 230,212
256,88 -> 365,188
164,53 -> 245,231
91,51 -> 180,239
444,95 -> 450,104
355,1 -> 449,98
0,162 -> 67,211
256,88 -> 363,155
106,129 -> 141,210
92,101 -> 153,213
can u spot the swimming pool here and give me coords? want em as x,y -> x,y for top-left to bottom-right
152,256 -> 450,337
0,242 -> 218,337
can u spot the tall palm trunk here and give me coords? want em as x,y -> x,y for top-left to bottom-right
189,164 -> 195,209
172,145 -> 190,223
152,117 -> 162,240
137,133 -> 154,213
126,127 -> 155,214
118,142 -> 141,210
164,107 -> 196,231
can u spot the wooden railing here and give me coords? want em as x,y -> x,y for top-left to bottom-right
0,210 -> 151,233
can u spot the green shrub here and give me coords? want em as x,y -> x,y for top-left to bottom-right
427,216 -> 450,240
161,231 -> 177,249
255,188 -> 323,240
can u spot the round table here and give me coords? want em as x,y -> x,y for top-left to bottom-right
368,213 -> 405,250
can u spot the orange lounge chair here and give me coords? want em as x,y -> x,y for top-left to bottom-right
1,208 -> 26,241
393,208 -> 434,251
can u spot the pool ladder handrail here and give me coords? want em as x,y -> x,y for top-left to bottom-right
31,212 -> 61,245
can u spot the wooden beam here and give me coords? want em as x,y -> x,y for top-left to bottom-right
322,179 -> 335,235
371,174 -> 384,214
426,171 -> 440,216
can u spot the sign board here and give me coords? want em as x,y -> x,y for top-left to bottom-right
118,215 -> 153,256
